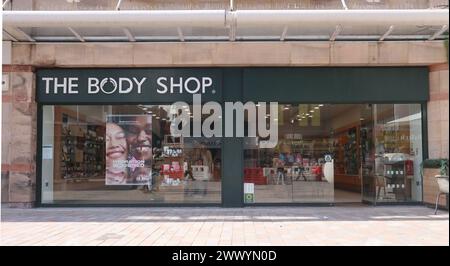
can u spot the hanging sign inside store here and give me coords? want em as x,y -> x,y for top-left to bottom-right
36,68 -> 222,103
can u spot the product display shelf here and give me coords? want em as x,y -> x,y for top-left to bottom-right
60,128 -> 82,179
60,135 -> 105,180
333,125 -> 362,192
83,134 -> 104,176
382,160 -> 412,201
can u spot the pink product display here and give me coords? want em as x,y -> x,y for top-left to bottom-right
163,164 -> 171,171
172,161 -> 181,171
295,154 -> 302,164
302,158 -> 310,166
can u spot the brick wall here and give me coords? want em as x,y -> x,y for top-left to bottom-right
1,41 -> 447,207
1,65 -> 37,207
428,63 -> 449,159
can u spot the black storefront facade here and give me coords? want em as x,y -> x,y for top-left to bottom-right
36,67 -> 429,207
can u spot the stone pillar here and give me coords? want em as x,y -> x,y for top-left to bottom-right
2,65 -> 37,208
428,63 -> 449,159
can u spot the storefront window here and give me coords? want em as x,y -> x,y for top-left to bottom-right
41,105 -> 222,204
363,104 -> 423,203
243,103 -> 423,204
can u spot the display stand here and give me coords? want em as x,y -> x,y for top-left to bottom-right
383,160 -> 412,201
333,124 -> 362,192
160,135 -> 185,186
54,106 -> 105,189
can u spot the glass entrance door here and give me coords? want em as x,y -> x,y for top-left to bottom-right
361,104 -> 424,204
243,103 -> 424,205
244,104 -> 367,204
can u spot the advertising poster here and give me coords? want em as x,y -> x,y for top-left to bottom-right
105,115 -> 152,185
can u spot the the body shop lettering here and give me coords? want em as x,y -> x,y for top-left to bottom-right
42,77 -> 79,94
87,77 -> 146,94
156,77 -> 213,94
42,76 -> 213,95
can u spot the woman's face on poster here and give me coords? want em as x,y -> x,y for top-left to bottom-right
106,123 -> 127,162
106,122 -> 128,184
126,116 -> 152,161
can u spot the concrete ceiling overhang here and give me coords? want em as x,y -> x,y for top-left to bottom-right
2,9 -> 449,42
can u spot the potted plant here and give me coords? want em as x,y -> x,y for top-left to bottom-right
421,159 -> 449,209
445,33 -> 449,62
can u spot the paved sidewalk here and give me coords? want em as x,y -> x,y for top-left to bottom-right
1,206 -> 448,246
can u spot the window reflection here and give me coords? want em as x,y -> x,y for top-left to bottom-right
244,104 -> 423,204
41,105 -> 221,204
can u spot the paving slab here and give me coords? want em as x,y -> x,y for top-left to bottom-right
1,206 -> 448,246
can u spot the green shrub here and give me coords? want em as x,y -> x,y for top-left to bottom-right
445,37 -> 449,62
421,159 -> 449,176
